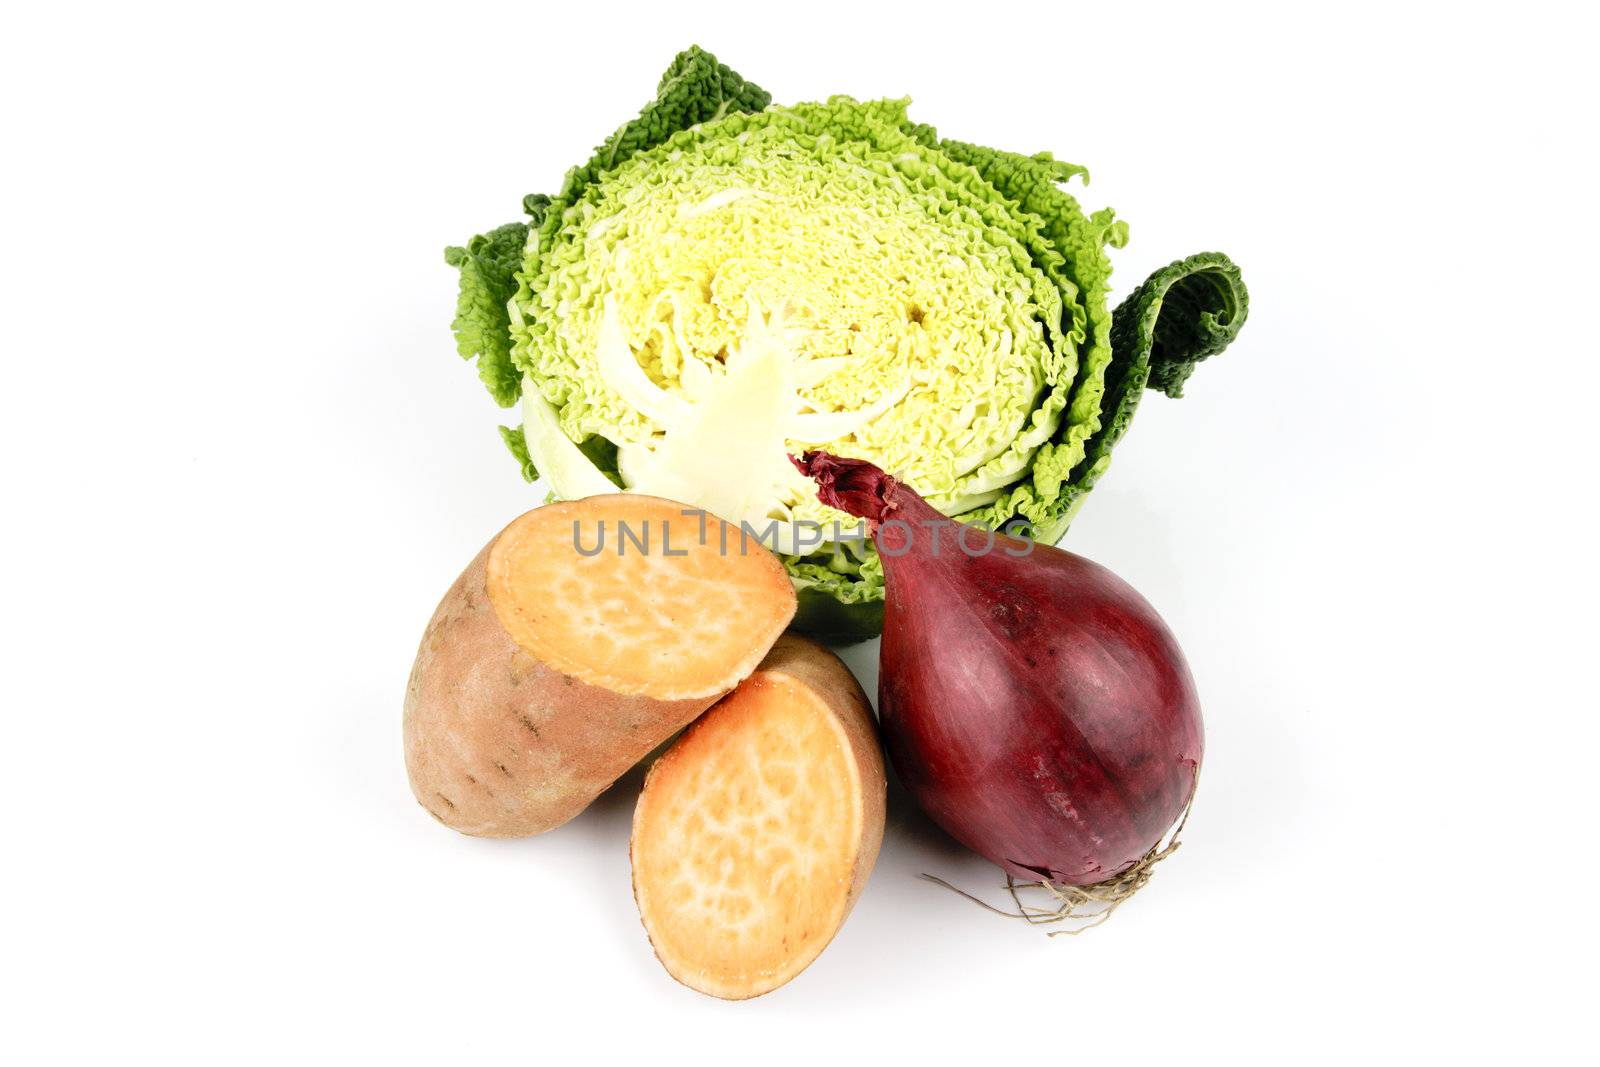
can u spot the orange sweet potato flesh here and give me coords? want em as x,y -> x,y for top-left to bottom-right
404,495 -> 796,837
630,635 -> 886,999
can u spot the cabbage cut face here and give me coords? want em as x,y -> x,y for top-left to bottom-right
516,98 -> 1094,546
447,48 -> 1248,641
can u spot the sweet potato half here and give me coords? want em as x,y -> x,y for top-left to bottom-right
631,636 -> 886,999
404,495 -> 796,837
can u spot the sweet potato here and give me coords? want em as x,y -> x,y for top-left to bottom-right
404,495 -> 796,837
630,635 -> 886,999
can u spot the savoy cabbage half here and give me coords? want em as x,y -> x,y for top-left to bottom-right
447,47 -> 1248,641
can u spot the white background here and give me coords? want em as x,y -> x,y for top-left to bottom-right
5,2 -> 1596,1062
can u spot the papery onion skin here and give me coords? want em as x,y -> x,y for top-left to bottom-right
797,451 -> 1201,886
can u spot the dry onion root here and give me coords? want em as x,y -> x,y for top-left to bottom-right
921,785 -> 1194,936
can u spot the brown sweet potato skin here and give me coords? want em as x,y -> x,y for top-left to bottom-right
403,542 -> 713,837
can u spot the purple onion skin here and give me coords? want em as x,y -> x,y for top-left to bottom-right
798,452 -> 1202,885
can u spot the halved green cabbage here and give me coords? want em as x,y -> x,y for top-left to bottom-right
447,47 -> 1248,642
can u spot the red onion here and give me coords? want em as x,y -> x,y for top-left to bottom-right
795,451 -> 1201,887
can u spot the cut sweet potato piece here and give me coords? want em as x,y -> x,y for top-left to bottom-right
404,495 -> 796,838
630,635 -> 886,999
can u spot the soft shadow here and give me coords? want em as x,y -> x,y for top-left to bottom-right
881,752 -> 972,865
584,757 -> 651,832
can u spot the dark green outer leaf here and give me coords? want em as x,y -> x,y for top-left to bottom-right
1139,252 -> 1250,398
443,222 -> 529,407
556,45 -> 772,201
792,588 -> 885,646
498,424 -> 537,483
1069,251 -> 1250,499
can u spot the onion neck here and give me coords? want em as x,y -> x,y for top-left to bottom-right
791,451 -> 950,554
791,452 -> 900,530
